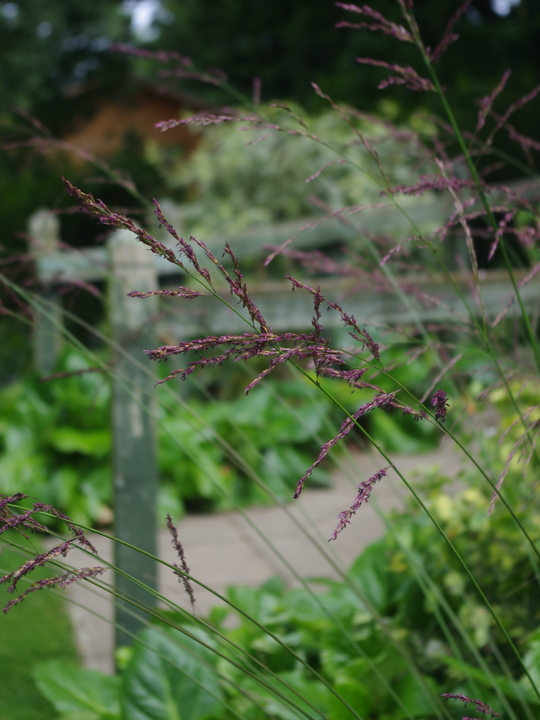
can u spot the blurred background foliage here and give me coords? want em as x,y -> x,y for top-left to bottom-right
0,0 -> 539,502
1,0 -> 539,254
144,101 -> 438,238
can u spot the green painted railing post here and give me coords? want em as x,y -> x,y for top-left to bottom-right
108,229 -> 158,649
29,209 -> 63,374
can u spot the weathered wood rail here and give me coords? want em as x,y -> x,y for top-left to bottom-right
27,189 -> 540,647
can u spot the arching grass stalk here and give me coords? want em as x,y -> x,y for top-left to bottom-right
3,501 -> 453,720
1,515 -> 363,720
58,172 -> 540,703
330,2 -> 540,483
0,269 -> 464,717
224,76 -> 540,499
2,539 -> 271,720
401,1 -> 540,376
295,372 -> 540,703
0,283 -> 433,715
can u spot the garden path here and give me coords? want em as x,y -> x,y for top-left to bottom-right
57,437 -> 470,674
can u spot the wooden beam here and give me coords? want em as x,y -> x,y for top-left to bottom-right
29,209 -> 63,374
160,269 -> 540,338
108,229 -> 159,649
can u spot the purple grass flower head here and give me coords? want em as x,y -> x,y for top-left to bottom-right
488,209 -> 516,262
431,390 -> 449,422
155,112 -> 255,132
166,514 -> 196,610
32,503 -> 98,554
1,498 -> 104,612
1,541 -> 74,594
1,496 -> 98,553
287,277 -> 380,360
153,200 -> 213,283
1,497 -> 98,553
441,693 -> 499,717
476,70 -> 512,132
383,175 -> 478,197
0,494 -> 49,535
222,243 -> 271,333
330,467 -> 389,540
3,567 -> 105,613
355,59 -> 434,93
335,3 -> 414,44
429,0 -> 473,64
62,180 -> 182,271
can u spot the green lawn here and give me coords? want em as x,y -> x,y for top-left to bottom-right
0,531 -> 79,720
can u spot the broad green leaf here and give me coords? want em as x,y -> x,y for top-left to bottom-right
326,677 -> 372,720
348,539 -> 389,612
49,427 -> 111,456
33,660 -> 121,718
231,669 -> 332,720
226,583 -> 284,627
121,626 -> 224,720
391,673 -> 440,719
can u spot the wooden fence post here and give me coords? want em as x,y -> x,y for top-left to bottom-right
29,209 -> 63,374
108,229 -> 159,649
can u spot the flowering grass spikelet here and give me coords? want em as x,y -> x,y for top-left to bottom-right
430,389 -> 449,423
166,514 -> 196,610
330,467 -> 389,540
441,693 -> 499,717
0,496 -> 103,611
3,567 -> 105,613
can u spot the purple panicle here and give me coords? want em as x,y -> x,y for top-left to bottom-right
441,693 -> 499,717
128,288 -> 206,300
355,58 -> 434,93
476,70 -> 512,132
430,390 -> 449,423
335,3 -> 414,43
329,467 -> 389,540
3,567 -> 105,613
286,277 -> 380,360
166,515 -> 196,609
383,175 -> 477,197
62,180 -> 182,270
429,0 -> 473,63
0,496 -> 103,611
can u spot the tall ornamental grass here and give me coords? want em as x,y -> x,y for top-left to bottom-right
2,2 -> 540,718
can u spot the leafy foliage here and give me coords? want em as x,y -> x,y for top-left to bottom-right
146,103 -> 438,240
0,345 -> 441,526
34,626 -> 223,720
33,426 -> 540,719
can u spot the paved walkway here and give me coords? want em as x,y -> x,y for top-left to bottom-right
59,438 -> 466,674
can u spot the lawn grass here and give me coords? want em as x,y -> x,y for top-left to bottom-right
0,531 -> 79,720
